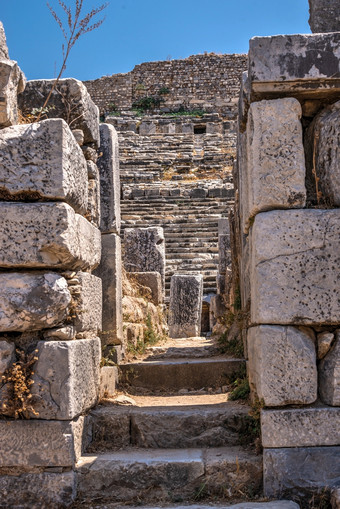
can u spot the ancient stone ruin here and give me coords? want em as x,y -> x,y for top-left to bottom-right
0,1 -> 339,506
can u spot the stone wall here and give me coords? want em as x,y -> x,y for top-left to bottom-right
232,31 -> 340,504
84,53 -> 247,117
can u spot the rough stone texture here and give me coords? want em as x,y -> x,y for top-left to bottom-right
332,488 -> 340,509
264,447 -> 340,499
249,33 -> 340,100
168,275 -> 203,338
124,322 -> 145,346
124,227 -> 165,291
0,471 -> 76,508
98,123 -> 121,234
0,59 -> 26,127
0,272 -> 71,332
261,407 -> 340,448
0,22 -> 9,60
243,99 -> 305,231
18,78 -> 100,146
218,234 -> 231,274
99,366 -> 118,399
318,331 -> 335,359
0,341 -> 15,374
0,202 -> 101,270
74,272 -> 102,334
319,333 -> 340,406
307,100 -> 340,207
87,161 -> 101,227
94,233 -> 123,347
31,337 -> 101,420
218,217 -> 230,236
251,209 -> 340,325
0,119 -> 88,213
309,0 -> 340,33
0,417 -> 85,467
247,326 -> 317,407
126,504 -> 299,509
127,272 -> 163,305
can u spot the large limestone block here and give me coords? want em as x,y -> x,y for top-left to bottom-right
247,326 -> 317,406
0,59 -> 26,127
243,99 -> 305,231
264,447 -> 340,499
218,233 -> 231,274
73,272 -> 102,334
309,0 -> 340,32
94,233 -> 123,347
306,100 -> 340,206
251,209 -> 340,325
127,272 -> 163,305
87,161 -> 101,227
0,417 -> 85,467
98,123 -> 121,234
249,33 -> 340,101
124,227 -> 165,292
319,333 -> 340,406
0,22 -> 9,60
31,337 -> 101,419
261,407 -> 340,448
0,272 -> 71,332
0,202 -> 101,270
0,471 -> 76,508
18,78 -> 100,146
0,119 -> 88,213
168,274 -> 203,338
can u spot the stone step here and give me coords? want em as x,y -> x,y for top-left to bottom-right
80,502 -> 300,509
144,337 -> 219,359
76,447 -> 263,505
119,358 -> 245,392
166,247 -> 219,254
87,399 -> 253,451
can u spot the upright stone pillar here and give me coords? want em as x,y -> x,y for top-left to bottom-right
168,274 -> 203,338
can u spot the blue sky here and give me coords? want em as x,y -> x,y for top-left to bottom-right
2,0 -> 310,81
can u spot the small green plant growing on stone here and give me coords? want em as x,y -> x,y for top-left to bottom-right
229,376 -> 250,401
132,95 -> 163,113
36,0 -> 108,122
159,86 -> 170,95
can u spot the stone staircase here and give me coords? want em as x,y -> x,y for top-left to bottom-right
121,195 -> 232,298
73,337 -> 267,507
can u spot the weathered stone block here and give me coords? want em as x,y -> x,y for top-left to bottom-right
124,322 -> 145,346
18,78 -> 100,146
318,331 -> 335,359
0,59 -> 26,127
0,119 -> 88,213
31,337 -> 101,420
73,272 -> 102,334
319,333 -> 340,406
218,234 -> 231,275
139,121 -> 156,135
87,161 -> 101,227
0,417 -> 85,467
127,272 -> 163,305
0,341 -> 15,374
247,326 -> 317,406
168,274 -> 203,338
218,217 -> 230,236
264,447 -> 340,499
243,99 -> 305,231
0,22 -> 9,60
249,33 -> 340,101
98,123 -> 121,234
251,209 -> 340,325
261,407 -> 340,448
94,233 -> 123,347
307,101 -> 340,206
0,202 -> 101,270
124,227 -> 165,291
0,272 -> 71,332
309,0 -> 340,32
99,366 -> 118,399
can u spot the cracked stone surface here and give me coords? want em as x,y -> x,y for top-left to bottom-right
248,325 -> 317,407
31,338 -> 101,420
251,209 -> 340,325
0,272 -> 71,332
0,119 -> 88,213
0,202 -> 101,271
0,59 -> 26,127
242,98 -> 305,232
